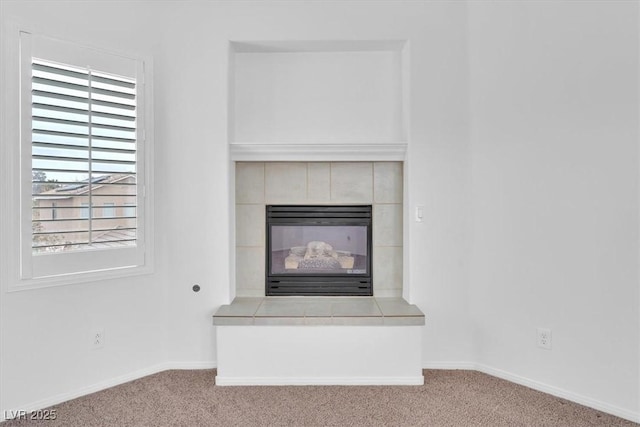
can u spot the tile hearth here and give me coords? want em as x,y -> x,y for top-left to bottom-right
213,297 -> 425,326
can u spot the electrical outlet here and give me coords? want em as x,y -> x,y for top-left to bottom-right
537,328 -> 551,350
90,328 -> 105,350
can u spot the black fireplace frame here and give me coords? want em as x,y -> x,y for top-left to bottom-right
266,205 -> 373,296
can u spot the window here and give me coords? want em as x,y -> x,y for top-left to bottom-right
31,58 -> 137,251
80,203 -> 90,220
123,203 -> 136,218
17,31 -> 152,282
102,203 -> 115,218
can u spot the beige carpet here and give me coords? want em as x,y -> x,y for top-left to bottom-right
3,370 -> 638,426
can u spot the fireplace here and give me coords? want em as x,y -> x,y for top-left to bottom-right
266,205 -> 372,296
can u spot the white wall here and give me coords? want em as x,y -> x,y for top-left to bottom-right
468,0 -> 639,418
233,49 -> 404,143
0,0 -> 170,414
404,1 -> 473,365
147,0 -> 474,371
1,1 -> 473,414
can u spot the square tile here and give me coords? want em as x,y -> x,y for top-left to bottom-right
236,162 -> 264,203
213,316 -> 255,326
214,297 -> 264,317
373,246 -> 403,291
235,288 -> 264,298
382,316 -> 424,326
256,298 -> 306,317
375,298 -> 423,317
236,204 -> 265,247
331,298 -> 382,317
254,317 -> 306,326
330,162 -> 373,203
374,289 -> 403,298
374,162 -> 403,203
373,204 -> 403,246
265,162 -> 307,203
307,162 -> 331,202
301,300 -> 333,317
236,247 -> 265,292
332,317 -> 384,326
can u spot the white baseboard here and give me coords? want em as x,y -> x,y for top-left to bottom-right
422,361 -> 476,370
474,364 -> 640,424
2,361 -> 217,421
215,376 -> 424,386
422,361 -> 639,424
166,361 -> 217,370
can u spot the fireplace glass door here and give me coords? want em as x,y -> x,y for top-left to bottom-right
266,205 -> 372,296
270,225 -> 369,275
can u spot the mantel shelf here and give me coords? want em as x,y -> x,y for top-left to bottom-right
229,142 -> 408,162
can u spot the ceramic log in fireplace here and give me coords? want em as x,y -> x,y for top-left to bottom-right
266,205 -> 372,296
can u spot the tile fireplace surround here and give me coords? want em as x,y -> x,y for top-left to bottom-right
234,161 -> 403,298
212,160 -> 424,386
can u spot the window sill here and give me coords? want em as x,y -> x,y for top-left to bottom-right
7,263 -> 153,292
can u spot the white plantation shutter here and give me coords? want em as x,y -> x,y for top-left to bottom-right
20,32 -> 150,281
31,59 -> 138,251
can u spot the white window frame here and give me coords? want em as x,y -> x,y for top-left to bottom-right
1,24 -> 154,290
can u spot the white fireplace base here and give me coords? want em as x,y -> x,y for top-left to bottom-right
215,325 -> 423,386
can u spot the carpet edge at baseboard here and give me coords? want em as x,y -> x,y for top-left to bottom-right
421,361 -> 639,424
1,361 -> 217,421
3,361 -> 638,424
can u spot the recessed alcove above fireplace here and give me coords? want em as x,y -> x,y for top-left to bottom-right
229,40 -> 408,144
